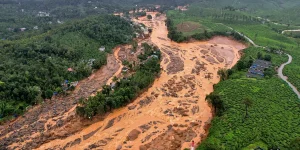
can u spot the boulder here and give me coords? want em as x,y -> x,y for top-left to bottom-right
116,145 -> 122,150
127,129 -> 141,141
128,105 -> 136,110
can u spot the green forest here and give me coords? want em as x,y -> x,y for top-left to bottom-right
0,0 -> 194,39
0,15 -> 135,120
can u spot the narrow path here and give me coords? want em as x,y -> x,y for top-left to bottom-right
282,30 -> 300,34
222,23 -> 300,99
278,54 -> 300,99
216,23 -> 261,47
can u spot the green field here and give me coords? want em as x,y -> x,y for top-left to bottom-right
198,48 -> 300,150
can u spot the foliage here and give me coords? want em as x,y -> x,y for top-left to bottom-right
138,43 -> 161,60
217,69 -> 229,81
198,47 -> 300,150
166,10 -> 246,42
205,93 -> 224,116
76,44 -> 161,118
242,98 -> 253,119
0,15 -> 134,119
147,14 -> 153,20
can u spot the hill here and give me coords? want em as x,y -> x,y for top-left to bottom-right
0,15 -> 134,121
189,0 -> 300,25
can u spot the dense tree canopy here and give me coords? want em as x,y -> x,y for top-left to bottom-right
0,15 -> 135,119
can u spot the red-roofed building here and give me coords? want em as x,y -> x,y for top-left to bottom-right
67,68 -> 74,72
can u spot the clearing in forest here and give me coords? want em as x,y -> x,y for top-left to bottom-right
176,21 -> 205,34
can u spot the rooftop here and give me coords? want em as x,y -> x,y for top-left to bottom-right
247,59 -> 271,78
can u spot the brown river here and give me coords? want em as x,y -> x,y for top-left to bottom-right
0,12 -> 246,150
35,12 -> 246,150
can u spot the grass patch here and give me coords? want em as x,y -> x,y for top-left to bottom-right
176,21 -> 204,36
242,141 -> 268,150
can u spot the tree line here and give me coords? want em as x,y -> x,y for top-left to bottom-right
76,43 -> 161,118
166,17 -> 247,42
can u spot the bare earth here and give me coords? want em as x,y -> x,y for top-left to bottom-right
0,12 -> 247,150
35,13 -> 246,150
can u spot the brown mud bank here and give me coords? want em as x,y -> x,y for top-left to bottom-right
0,49 -> 121,150
34,13 -> 247,150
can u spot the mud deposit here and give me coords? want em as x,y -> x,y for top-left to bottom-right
1,12 -> 246,150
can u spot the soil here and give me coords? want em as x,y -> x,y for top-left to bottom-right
0,12 -> 247,150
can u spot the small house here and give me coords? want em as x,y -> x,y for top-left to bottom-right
88,59 -> 95,66
99,46 -> 105,52
247,59 -> 271,78
37,11 -> 50,17
20,28 -> 26,32
110,82 -> 116,90
70,81 -> 79,87
122,67 -> 129,72
67,68 -> 74,72
151,55 -> 159,59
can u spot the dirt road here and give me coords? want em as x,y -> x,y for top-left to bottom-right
282,30 -> 300,34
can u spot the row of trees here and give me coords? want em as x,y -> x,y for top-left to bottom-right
76,44 -> 161,118
166,14 -> 247,42
211,13 -> 263,23
166,18 -> 187,42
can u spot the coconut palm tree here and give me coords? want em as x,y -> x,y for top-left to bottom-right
243,98 -> 253,119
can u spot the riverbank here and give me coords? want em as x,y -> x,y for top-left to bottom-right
32,12 -> 247,150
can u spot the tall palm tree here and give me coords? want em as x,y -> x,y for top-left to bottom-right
243,98 -> 253,119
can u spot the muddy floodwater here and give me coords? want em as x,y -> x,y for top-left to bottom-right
35,13 -> 246,150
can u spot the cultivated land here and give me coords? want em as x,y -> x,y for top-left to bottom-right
176,21 -> 204,36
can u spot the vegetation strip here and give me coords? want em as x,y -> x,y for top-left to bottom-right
76,43 -> 161,118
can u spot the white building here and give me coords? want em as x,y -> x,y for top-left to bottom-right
99,46 -> 105,52
20,28 -> 26,32
37,11 -> 50,17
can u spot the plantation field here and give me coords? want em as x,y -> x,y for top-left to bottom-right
176,21 -> 204,36
187,0 -> 300,25
198,48 -> 300,150
166,3 -> 300,149
167,10 -> 229,34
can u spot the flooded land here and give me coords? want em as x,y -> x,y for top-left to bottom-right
36,13 -> 246,150
0,12 -> 246,150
